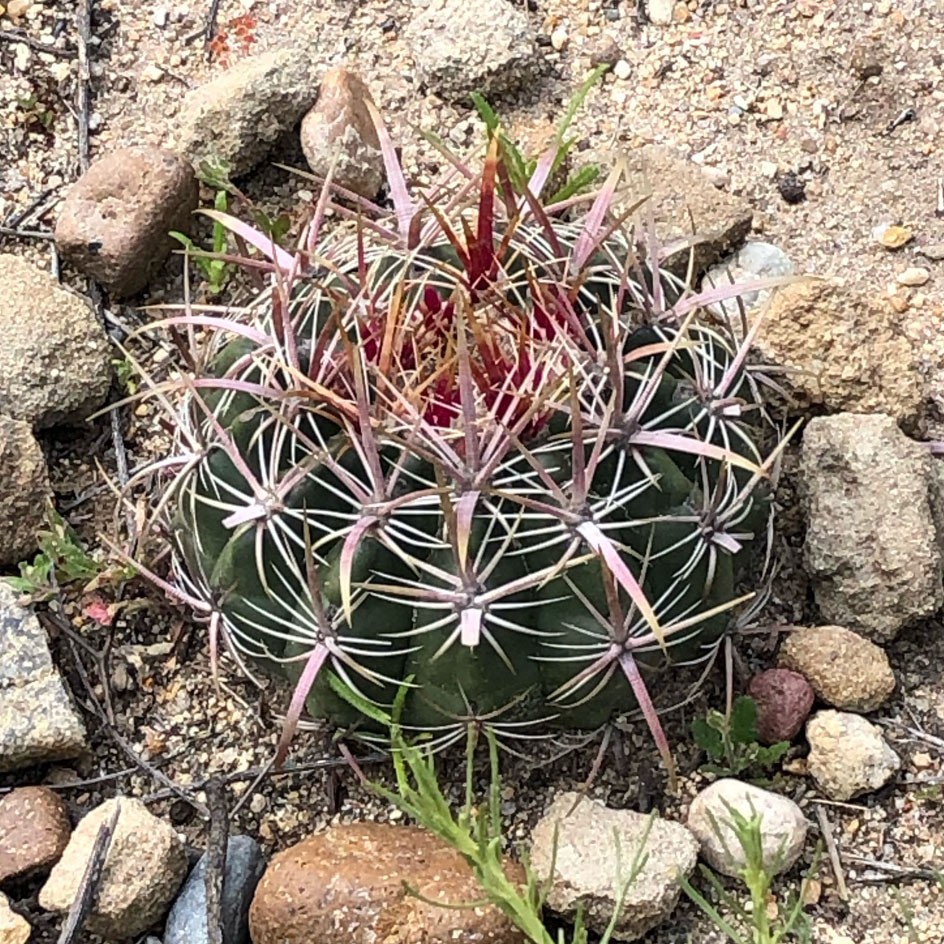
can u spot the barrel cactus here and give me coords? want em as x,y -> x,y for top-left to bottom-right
141,122 -> 780,776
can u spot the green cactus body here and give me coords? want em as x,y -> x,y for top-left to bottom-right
156,140 -> 776,762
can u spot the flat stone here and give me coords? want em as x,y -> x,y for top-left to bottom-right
686,779 -> 808,878
610,145 -> 753,277
0,255 -> 112,429
0,786 -> 71,883
529,792 -> 698,941
0,584 -> 87,773
0,414 -> 52,566
174,47 -> 320,179
165,835 -> 264,944
40,797 -> 187,940
55,146 -> 199,299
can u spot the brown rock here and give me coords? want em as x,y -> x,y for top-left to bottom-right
55,146 -> 199,299
747,669 -> 815,744
300,68 -> 384,200
609,144 -> 753,276
0,892 -> 30,944
0,255 -> 113,429
757,280 -> 924,429
39,797 -> 187,939
249,823 -> 526,944
0,787 -> 71,883
0,415 -> 52,567
779,625 -> 896,712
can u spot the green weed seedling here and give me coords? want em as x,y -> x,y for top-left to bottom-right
469,65 -> 608,205
678,803 -> 818,944
170,188 -> 234,296
335,678 -> 646,944
5,506 -> 104,602
692,696 -> 789,780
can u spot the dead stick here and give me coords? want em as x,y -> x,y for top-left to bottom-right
56,801 -> 121,944
75,0 -> 92,172
0,225 -> 56,241
203,778 -> 228,944
814,805 -> 849,901
0,28 -> 77,58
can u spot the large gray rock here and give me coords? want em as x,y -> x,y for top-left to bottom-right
40,797 -> 187,940
529,792 -> 698,941
175,47 -> 320,178
0,414 -> 53,566
165,835 -> 264,944
686,779 -> 808,878
405,0 -> 538,103
801,414 -> 943,641
806,710 -> 901,801
609,145 -> 753,277
55,146 -> 199,299
0,583 -> 87,772
0,255 -> 113,429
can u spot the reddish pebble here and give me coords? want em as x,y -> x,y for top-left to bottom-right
748,668 -> 815,744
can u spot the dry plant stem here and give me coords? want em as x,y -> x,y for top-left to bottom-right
0,28 -> 77,58
76,0 -> 93,173
56,800 -> 121,944
814,805 -> 848,902
203,778 -> 229,944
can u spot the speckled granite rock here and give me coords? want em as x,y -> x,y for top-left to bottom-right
0,786 -> 72,882
0,255 -> 112,429
0,583 -> 87,773
0,414 -> 53,566
40,797 -> 187,939
175,46 -> 320,178
530,792 -> 698,941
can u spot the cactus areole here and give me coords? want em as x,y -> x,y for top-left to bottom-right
155,131 -> 776,774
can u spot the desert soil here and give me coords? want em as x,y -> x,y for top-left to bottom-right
1,0 -> 944,942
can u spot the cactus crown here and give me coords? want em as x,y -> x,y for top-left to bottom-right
136,116 -> 781,781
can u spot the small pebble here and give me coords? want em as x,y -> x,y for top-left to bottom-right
872,223 -> 913,249
778,171 -> 806,204
613,59 -> 632,80
550,27 -> 568,51
916,243 -> 944,261
152,7 -> 168,27
896,266 -> 930,286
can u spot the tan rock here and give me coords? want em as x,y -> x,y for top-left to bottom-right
249,822 -> 525,944
610,144 -> 753,276
779,625 -> 896,712
758,280 -> 924,429
55,146 -> 198,299
0,255 -> 112,428
300,68 -> 384,199
39,798 -> 187,940
0,892 -> 30,944
529,792 -> 698,941
0,786 -> 71,882
0,414 -> 52,566
806,710 -> 900,801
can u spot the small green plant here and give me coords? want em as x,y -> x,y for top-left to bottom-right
353,682 -> 646,944
112,357 -> 138,395
5,507 -> 105,602
692,696 -> 789,778
678,803 -> 817,944
170,188 -> 234,296
470,65 -> 607,204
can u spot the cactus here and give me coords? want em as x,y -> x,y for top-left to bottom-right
139,122 -> 781,777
